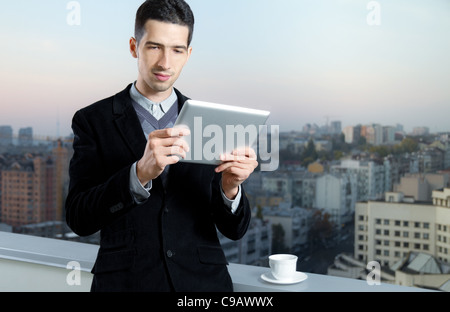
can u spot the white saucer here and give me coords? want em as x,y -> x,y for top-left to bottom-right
261,271 -> 308,285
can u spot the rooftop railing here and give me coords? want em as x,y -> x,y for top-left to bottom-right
0,232 -> 431,292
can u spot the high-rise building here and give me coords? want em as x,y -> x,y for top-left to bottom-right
0,126 -> 13,146
18,127 -> 33,146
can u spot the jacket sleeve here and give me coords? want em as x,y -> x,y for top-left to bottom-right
211,173 -> 252,241
65,110 -> 137,237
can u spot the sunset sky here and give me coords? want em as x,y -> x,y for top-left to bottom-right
1,0 -> 449,137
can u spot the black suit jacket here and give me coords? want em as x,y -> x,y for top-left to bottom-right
65,84 -> 251,292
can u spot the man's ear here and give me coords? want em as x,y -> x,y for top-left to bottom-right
130,37 -> 138,59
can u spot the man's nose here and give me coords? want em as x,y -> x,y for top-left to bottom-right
157,50 -> 170,70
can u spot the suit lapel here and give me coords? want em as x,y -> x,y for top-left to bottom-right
111,85 -> 191,180
112,85 -> 147,160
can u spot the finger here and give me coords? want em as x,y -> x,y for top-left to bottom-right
167,154 -> 183,164
159,137 -> 190,152
150,127 -> 191,139
168,126 -> 191,137
221,147 -> 257,162
173,125 -> 191,137
164,146 -> 187,159
172,137 -> 190,153
215,161 -> 249,173
232,147 -> 257,158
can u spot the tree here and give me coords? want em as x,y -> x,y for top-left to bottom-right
256,205 -> 264,220
301,138 -> 318,166
309,210 -> 334,249
272,224 -> 288,254
400,138 -> 419,154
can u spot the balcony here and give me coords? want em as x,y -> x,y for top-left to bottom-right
0,232 -> 432,292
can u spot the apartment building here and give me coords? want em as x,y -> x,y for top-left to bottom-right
1,156 -> 55,227
262,206 -> 311,254
0,145 -> 70,229
394,172 -> 449,202
330,159 -> 385,202
219,217 -> 272,266
315,173 -> 357,226
355,190 -> 450,267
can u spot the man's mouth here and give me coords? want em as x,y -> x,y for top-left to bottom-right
154,73 -> 171,82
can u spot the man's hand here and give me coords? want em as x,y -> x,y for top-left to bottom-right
137,127 -> 190,186
215,147 -> 258,200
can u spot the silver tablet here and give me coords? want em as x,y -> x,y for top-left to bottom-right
174,100 -> 270,165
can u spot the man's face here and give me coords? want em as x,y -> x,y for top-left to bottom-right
130,19 -> 192,102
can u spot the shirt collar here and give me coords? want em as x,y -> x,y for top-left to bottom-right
130,82 -> 177,114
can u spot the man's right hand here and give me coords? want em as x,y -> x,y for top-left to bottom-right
136,127 -> 190,186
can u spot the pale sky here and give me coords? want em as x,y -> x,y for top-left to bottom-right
1,0 -> 449,137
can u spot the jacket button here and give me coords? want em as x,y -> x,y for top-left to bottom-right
109,202 -> 124,213
166,250 -> 174,258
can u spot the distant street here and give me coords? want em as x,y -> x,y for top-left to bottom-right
296,223 -> 354,275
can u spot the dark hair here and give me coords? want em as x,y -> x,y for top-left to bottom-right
135,0 -> 195,46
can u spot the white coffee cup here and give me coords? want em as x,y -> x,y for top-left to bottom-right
269,254 -> 298,280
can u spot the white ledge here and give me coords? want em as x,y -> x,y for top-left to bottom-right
0,232 -> 432,292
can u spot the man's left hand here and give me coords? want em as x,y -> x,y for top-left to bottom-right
215,147 -> 258,200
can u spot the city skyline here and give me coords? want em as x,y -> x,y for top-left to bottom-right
1,0 -> 449,137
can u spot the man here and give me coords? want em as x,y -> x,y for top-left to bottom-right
65,0 -> 257,292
